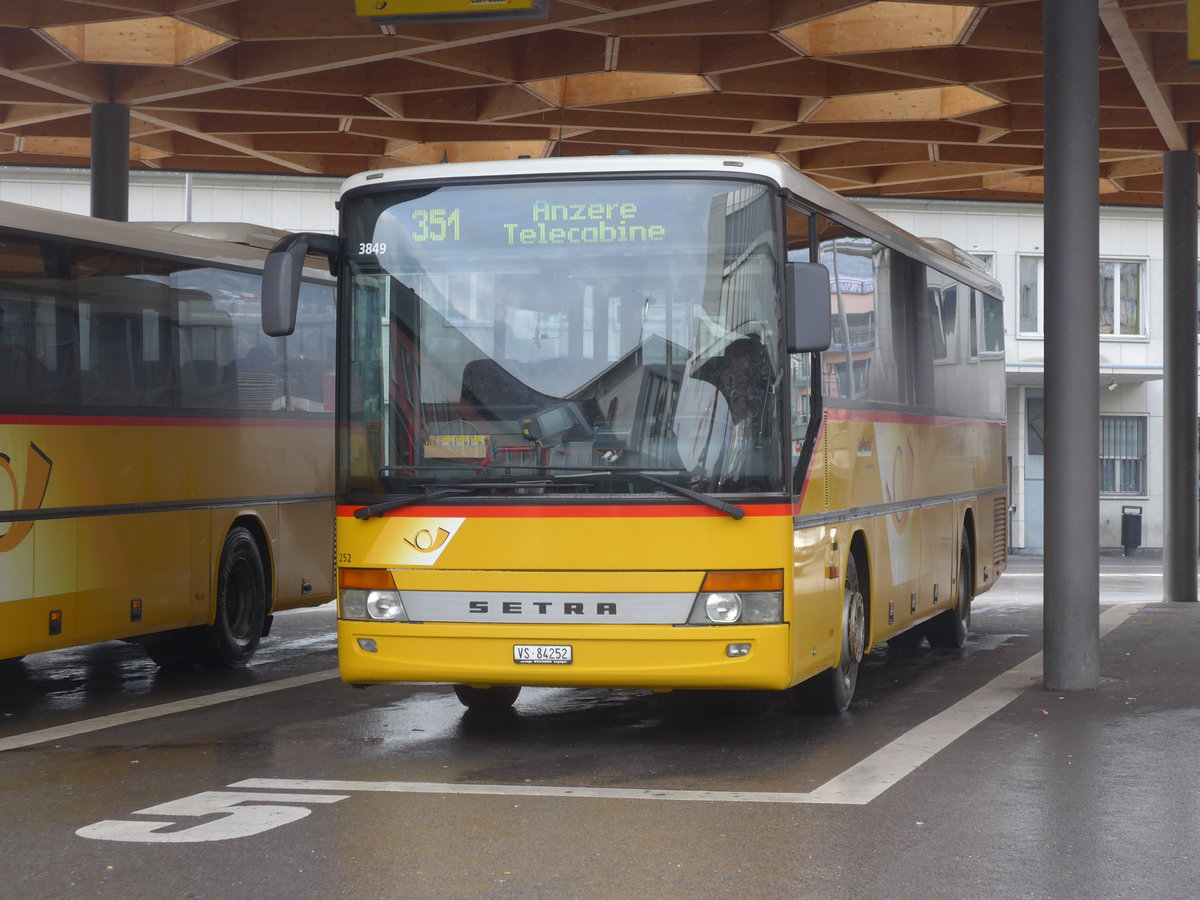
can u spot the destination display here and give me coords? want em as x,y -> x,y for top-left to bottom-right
348,177 -> 773,272
404,198 -> 669,247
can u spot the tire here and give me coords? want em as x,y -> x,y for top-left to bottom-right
794,552 -> 866,714
141,631 -> 198,668
887,626 -> 925,652
454,684 -> 521,713
927,534 -> 972,650
194,526 -> 268,668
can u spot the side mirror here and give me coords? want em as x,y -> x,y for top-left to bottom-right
785,261 -> 832,353
262,232 -> 339,337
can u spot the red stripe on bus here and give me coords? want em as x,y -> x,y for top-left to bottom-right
337,503 -> 795,519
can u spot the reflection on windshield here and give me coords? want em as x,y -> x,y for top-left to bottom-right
341,177 -> 786,498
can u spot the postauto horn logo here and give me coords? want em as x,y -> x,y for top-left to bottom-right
0,443 -> 52,552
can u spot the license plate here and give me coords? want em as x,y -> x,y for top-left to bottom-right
513,644 -> 573,665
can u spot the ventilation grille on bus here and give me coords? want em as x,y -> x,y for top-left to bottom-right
993,495 -> 1008,568
822,411 -> 830,510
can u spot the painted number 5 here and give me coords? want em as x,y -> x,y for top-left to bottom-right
76,790 -> 348,843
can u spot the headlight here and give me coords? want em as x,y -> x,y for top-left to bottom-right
341,589 -> 408,621
706,592 -> 742,623
687,591 -> 782,625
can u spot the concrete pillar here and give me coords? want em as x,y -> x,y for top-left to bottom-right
90,103 -> 129,221
1042,0 -> 1100,690
1162,150 -> 1198,603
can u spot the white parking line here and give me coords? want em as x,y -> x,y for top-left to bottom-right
0,669 -> 340,753
231,605 -> 1138,808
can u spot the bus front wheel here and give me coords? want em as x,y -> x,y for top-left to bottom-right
795,553 -> 866,715
195,526 -> 268,668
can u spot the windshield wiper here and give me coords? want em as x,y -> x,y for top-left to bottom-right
547,467 -> 745,520
482,462 -> 688,476
354,482 -> 551,519
356,468 -> 744,521
632,471 -> 745,520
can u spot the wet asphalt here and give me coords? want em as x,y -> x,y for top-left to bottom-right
1,554 -> 1196,900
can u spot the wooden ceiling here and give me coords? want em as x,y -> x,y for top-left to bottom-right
0,1 -> 1193,205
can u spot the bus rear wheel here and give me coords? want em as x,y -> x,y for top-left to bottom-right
795,553 -> 866,715
194,526 -> 268,668
927,535 -> 972,650
454,684 -> 521,713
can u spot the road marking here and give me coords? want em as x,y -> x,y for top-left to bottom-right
78,790 -> 349,843
231,605 -> 1138,809
231,778 -> 833,804
0,669 -> 339,753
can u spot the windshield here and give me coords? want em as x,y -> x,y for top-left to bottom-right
339,175 -> 786,498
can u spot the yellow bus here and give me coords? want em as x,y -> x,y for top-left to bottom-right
265,155 -> 1007,713
0,203 -> 336,670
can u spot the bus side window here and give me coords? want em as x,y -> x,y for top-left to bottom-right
818,223 -> 885,402
1,240 -> 81,407
179,290 -> 238,410
785,202 -> 817,457
0,295 -> 33,403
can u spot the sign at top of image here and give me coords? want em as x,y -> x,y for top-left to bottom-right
1191,0 -> 1200,66
355,0 -> 546,22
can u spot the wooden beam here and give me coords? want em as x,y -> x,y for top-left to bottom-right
133,108 -> 328,173
795,140 -> 930,170
0,103 -> 81,127
1099,0 -> 1186,150
141,87 -> 385,118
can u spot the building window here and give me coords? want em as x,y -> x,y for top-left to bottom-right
1018,256 -> 1144,337
1018,255 -> 1042,334
1099,260 -> 1142,336
1100,416 -> 1146,495
1027,391 -> 1044,455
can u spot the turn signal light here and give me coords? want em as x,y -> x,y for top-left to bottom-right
701,570 -> 783,592
339,568 -> 398,591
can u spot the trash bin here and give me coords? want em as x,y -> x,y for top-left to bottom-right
1121,505 -> 1142,556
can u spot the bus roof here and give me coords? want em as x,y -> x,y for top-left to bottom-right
0,200 -> 333,282
341,154 -> 1002,297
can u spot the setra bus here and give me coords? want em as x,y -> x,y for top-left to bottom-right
263,155 -> 1007,713
0,203 -> 336,669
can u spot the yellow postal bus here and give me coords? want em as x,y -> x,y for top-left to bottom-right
0,204 -> 335,669
265,155 -> 1007,712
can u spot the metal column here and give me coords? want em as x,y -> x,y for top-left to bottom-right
1042,0 -> 1100,690
1163,150 -> 1198,603
90,103 -> 129,222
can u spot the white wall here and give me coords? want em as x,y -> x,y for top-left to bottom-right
0,166 -> 342,233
